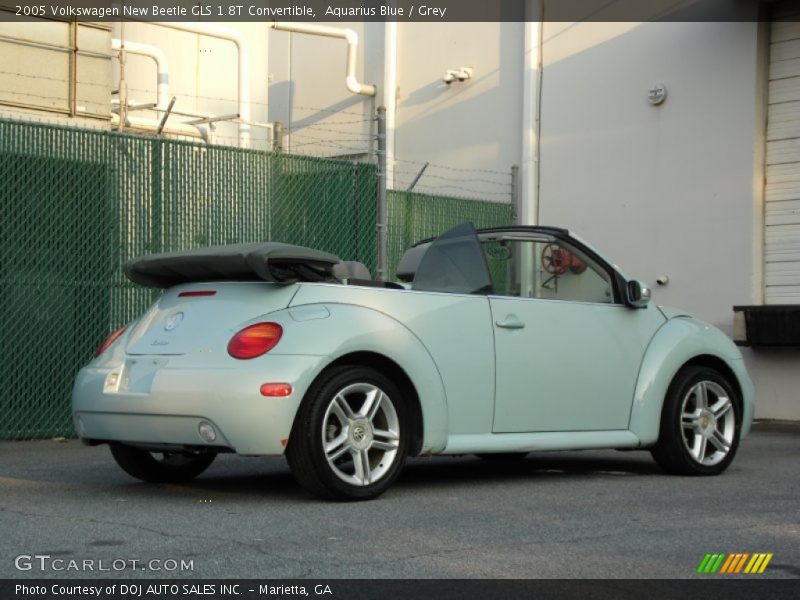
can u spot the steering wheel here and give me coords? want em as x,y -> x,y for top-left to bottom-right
540,243 -> 572,275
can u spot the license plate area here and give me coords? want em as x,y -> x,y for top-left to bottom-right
107,358 -> 169,394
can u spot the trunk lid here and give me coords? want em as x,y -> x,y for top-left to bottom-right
125,282 -> 297,356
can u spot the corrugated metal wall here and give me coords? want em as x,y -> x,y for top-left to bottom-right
0,19 -> 112,119
766,2 -> 800,303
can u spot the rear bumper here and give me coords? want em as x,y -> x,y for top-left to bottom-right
71,354 -> 324,456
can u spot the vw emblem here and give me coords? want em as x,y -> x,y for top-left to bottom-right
164,312 -> 184,331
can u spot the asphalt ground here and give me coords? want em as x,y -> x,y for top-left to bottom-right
0,421 -> 798,579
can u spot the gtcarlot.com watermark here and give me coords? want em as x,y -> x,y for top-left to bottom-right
14,554 -> 194,573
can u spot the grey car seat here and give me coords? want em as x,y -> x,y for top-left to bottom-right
333,261 -> 405,289
332,261 -> 372,281
395,244 -> 430,284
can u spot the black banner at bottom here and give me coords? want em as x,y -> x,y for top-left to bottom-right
2,579 -> 798,600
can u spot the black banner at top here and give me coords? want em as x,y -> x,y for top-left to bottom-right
0,0 -> 773,23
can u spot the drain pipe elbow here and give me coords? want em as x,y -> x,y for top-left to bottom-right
271,22 -> 376,97
346,75 -> 376,96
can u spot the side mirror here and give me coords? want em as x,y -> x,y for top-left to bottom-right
626,280 -> 651,308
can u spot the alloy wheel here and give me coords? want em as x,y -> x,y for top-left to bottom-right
680,380 -> 735,466
321,382 -> 400,486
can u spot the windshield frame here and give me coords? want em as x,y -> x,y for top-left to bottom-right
412,225 -> 628,304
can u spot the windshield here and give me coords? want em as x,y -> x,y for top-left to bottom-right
412,222 -> 493,294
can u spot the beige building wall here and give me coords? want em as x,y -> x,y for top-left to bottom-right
1,13 -> 796,420
537,20 -> 799,419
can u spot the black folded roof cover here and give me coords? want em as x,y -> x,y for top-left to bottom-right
124,242 -> 341,288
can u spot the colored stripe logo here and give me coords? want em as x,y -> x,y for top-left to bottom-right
697,553 -> 773,574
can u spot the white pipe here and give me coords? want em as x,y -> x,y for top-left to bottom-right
151,22 -> 251,147
521,17 -> 543,225
111,38 -> 169,110
270,22 -> 377,97
383,21 -> 397,189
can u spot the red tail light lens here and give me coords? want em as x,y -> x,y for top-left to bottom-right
228,322 -> 283,359
95,326 -> 127,357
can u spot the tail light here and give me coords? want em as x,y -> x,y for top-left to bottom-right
228,322 -> 283,359
95,326 -> 127,357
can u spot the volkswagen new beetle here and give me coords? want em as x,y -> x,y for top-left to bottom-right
72,223 -> 754,500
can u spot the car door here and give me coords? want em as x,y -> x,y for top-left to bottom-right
484,234 -> 664,433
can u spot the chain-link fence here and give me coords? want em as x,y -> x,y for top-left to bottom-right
0,117 -> 512,440
0,118 -> 376,439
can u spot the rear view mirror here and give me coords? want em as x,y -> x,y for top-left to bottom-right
626,280 -> 651,308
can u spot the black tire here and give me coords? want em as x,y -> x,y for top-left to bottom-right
650,366 -> 741,476
474,453 -> 528,461
109,443 -> 217,483
286,365 -> 410,501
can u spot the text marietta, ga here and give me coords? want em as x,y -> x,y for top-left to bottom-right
16,584 -> 334,596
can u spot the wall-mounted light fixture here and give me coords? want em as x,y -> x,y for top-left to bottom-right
443,67 -> 474,85
648,83 -> 667,105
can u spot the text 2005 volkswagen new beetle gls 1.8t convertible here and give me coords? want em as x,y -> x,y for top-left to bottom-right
72,222 -> 754,500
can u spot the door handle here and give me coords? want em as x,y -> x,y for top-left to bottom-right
495,315 -> 525,329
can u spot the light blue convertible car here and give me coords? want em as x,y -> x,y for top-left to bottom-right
72,223 -> 754,500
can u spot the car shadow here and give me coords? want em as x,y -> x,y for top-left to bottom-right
396,452 -> 663,490
105,452 -> 663,502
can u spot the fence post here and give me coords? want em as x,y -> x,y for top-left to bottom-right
272,120 -> 284,152
376,106 -> 388,281
511,164 -> 521,225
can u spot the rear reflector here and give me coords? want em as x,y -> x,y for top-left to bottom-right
260,383 -> 293,397
179,290 -> 217,297
198,421 -> 217,442
227,322 -> 283,359
95,326 -> 127,357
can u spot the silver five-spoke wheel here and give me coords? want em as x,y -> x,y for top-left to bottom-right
286,365 -> 410,500
680,380 -> 734,466
322,383 -> 400,486
651,366 -> 741,476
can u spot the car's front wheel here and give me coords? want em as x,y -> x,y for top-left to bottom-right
286,366 -> 409,501
109,443 -> 217,483
650,366 -> 741,476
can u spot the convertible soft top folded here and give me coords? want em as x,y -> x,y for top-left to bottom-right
124,242 -> 341,288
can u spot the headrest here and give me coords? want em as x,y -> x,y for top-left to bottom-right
396,244 -> 429,282
332,261 -> 372,280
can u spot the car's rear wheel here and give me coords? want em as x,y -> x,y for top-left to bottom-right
286,366 -> 409,501
109,443 -> 217,483
650,366 -> 741,476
